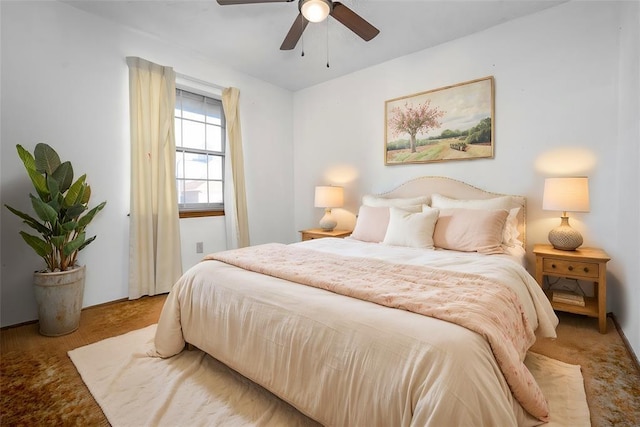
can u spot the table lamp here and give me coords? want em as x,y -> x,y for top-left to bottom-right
314,185 -> 344,231
542,177 -> 590,251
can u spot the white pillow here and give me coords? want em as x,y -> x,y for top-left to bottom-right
431,194 -> 519,245
350,205 -> 390,243
362,194 -> 429,212
382,206 -> 439,249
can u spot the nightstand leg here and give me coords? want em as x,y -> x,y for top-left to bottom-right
596,281 -> 607,333
599,314 -> 606,334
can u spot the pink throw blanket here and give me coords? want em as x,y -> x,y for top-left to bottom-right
205,243 -> 549,422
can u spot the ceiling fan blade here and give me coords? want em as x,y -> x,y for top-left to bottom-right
330,2 -> 379,41
217,0 -> 292,5
280,14 -> 309,50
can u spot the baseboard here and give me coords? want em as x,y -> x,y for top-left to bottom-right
609,312 -> 640,374
0,295 -> 165,331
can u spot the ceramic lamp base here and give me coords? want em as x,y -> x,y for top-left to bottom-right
319,208 -> 337,231
548,216 -> 583,251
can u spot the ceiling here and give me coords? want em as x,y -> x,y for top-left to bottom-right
64,0 -> 565,91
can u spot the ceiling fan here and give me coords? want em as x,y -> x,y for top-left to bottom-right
216,0 -> 380,50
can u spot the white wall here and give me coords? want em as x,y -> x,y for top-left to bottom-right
0,1 -> 294,327
613,0 -> 640,358
293,1 -> 640,356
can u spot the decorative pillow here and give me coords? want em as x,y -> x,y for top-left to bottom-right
382,206 -> 439,249
433,208 -> 509,254
350,205 -> 390,243
362,195 -> 429,212
431,194 -> 519,245
503,207 -> 522,247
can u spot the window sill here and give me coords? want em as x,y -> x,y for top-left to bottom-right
179,210 -> 225,219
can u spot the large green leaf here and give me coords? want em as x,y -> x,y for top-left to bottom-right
16,145 -> 36,172
30,194 -> 58,224
81,184 -> 91,205
4,204 -> 50,235
77,201 -> 106,228
26,167 -> 48,200
60,220 -> 78,232
52,161 -> 73,193
45,176 -> 62,210
64,204 -> 86,221
77,235 -> 97,252
34,143 -> 61,175
46,175 -> 59,197
64,175 -> 86,208
63,231 -> 86,257
19,231 -> 52,258
50,235 -> 67,248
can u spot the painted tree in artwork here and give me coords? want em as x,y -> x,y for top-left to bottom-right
389,100 -> 445,153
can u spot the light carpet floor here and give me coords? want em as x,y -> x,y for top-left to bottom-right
69,324 -> 590,426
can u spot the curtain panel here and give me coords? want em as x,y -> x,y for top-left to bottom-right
126,57 -> 182,299
222,87 -> 250,248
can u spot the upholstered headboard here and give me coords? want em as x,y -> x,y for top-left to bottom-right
375,176 -> 527,246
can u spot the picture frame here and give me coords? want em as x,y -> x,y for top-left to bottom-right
384,76 -> 494,165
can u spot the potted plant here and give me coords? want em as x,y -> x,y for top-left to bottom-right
5,143 -> 106,336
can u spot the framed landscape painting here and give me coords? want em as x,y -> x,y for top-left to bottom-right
385,76 -> 494,165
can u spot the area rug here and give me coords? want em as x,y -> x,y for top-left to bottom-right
68,324 -> 590,426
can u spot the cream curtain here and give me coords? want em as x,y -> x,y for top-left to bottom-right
126,57 -> 182,299
222,87 -> 250,248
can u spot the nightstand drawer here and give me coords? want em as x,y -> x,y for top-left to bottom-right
542,258 -> 599,278
300,229 -> 351,241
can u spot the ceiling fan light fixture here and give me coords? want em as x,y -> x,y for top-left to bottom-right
300,0 -> 331,23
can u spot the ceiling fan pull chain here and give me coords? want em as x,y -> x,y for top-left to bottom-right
326,18 -> 330,68
301,17 -> 305,57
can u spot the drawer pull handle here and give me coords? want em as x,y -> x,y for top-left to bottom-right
568,266 -> 574,271
551,264 -> 556,269
584,267 -> 589,273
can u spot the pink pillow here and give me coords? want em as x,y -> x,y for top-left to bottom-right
350,205 -> 390,243
433,208 -> 509,254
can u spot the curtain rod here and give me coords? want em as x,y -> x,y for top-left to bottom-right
175,72 -> 226,91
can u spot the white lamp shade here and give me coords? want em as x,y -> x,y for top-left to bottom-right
314,186 -> 343,208
542,177 -> 590,213
300,0 -> 331,22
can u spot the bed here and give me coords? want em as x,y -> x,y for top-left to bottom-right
154,176 -> 559,426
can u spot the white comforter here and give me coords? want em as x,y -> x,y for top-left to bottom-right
154,238 -> 558,426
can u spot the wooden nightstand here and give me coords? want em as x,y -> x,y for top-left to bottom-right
533,244 -> 610,333
300,228 -> 352,241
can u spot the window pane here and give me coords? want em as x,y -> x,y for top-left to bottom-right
208,155 -> 223,180
205,99 -> 222,125
176,179 -> 185,204
208,181 -> 223,204
185,180 -> 208,203
182,120 -> 205,150
174,118 -> 182,147
206,124 -> 223,152
181,91 -> 205,122
175,151 -> 185,178
184,152 -> 208,179
175,87 -> 225,213
175,91 -> 182,118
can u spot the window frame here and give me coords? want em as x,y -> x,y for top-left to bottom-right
174,86 -> 226,218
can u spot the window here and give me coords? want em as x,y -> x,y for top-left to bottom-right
175,88 -> 225,217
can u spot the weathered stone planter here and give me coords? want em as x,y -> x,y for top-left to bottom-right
33,265 -> 85,336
